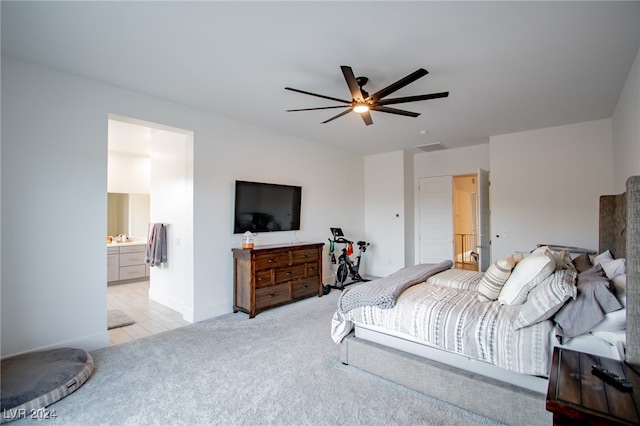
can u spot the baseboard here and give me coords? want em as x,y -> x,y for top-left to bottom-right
2,331 -> 109,360
148,288 -> 185,317
183,301 -> 230,323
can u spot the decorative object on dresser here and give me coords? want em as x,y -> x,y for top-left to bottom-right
232,243 -> 324,318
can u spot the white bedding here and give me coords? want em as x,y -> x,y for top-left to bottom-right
332,269 -> 554,376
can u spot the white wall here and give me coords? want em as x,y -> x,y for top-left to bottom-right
490,119 -> 613,259
403,150 -> 415,267
107,151 -> 150,194
0,57 -> 364,357
364,151 -> 408,277
414,145 -> 491,178
612,45 -> 640,192
148,127 -> 193,319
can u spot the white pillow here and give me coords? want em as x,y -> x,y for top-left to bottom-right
599,258 -> 626,279
593,250 -> 614,265
498,248 -> 555,305
613,274 -> 627,307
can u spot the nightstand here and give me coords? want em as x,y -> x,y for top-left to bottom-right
546,347 -> 640,425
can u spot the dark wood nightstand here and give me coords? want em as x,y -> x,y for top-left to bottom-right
546,347 -> 640,425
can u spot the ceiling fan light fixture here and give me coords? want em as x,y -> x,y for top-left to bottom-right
353,103 -> 370,114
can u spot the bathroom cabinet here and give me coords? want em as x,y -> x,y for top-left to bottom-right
107,243 -> 149,283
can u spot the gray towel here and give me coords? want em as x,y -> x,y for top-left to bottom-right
145,223 -> 168,267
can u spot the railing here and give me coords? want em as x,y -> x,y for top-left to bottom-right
454,233 -> 478,269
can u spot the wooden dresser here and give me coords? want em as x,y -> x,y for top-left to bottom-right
232,242 -> 324,318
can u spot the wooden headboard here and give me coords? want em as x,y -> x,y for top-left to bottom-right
600,175 -> 639,365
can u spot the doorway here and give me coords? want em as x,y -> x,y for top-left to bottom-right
418,170 -> 490,271
453,175 -> 479,271
107,115 -> 194,345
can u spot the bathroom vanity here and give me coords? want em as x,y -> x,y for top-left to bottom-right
107,241 -> 150,284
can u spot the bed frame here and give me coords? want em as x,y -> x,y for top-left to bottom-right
339,175 -> 639,426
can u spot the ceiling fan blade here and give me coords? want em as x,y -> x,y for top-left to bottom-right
377,92 -> 449,106
285,87 -> 351,104
322,109 -> 353,124
340,66 -> 365,101
371,105 -> 420,118
360,111 -> 373,126
287,105 -> 351,112
367,68 -> 429,101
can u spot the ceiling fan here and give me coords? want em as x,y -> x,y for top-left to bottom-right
285,66 -> 449,126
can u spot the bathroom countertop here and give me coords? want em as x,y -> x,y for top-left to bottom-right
107,240 -> 146,247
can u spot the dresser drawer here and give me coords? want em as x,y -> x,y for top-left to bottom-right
119,265 -> 146,280
255,283 -> 290,310
305,261 -> 320,277
120,251 -> 146,266
291,248 -> 318,264
254,251 -> 290,270
119,244 -> 146,253
274,265 -> 305,284
255,269 -> 273,288
291,278 -> 318,299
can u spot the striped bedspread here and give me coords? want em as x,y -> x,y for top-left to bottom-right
331,268 -> 553,377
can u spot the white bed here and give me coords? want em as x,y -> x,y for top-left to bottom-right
333,258 -> 627,393
334,176 -> 639,426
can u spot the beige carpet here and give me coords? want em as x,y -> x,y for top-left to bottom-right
15,292 -> 500,425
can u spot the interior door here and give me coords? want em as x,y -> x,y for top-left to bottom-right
418,176 -> 453,263
477,168 -> 491,271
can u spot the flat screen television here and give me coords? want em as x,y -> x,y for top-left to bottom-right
234,180 -> 302,233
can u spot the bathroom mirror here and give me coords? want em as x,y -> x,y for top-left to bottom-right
107,193 -> 150,238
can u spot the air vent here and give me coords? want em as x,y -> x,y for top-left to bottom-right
415,143 -> 447,152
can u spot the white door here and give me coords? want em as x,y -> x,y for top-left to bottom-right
418,176 -> 453,263
477,168 -> 491,271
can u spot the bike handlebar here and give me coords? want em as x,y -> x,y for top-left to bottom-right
329,237 -> 369,247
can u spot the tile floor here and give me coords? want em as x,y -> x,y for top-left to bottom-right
107,280 -> 190,346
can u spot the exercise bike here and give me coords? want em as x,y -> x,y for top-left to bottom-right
323,228 -> 370,295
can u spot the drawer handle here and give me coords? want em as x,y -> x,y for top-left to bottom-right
268,292 -> 278,297
267,258 -> 278,263
302,285 -> 308,289
286,271 -> 293,276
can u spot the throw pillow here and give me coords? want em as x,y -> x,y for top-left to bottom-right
572,252 -> 593,273
513,269 -> 577,329
598,258 -> 626,280
477,255 -> 515,302
498,248 -> 556,305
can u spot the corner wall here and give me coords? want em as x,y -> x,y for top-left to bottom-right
490,119 -> 613,259
0,57 -> 365,357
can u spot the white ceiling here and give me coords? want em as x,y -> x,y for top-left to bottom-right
2,1 -> 639,155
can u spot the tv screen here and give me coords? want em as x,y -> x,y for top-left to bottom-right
234,180 -> 302,233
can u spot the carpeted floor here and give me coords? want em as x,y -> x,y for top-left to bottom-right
13,290 -> 502,425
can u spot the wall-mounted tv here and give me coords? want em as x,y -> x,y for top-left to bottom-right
234,180 -> 302,234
